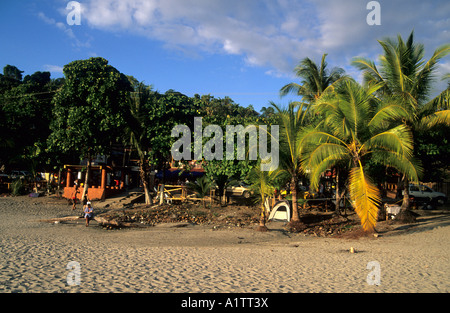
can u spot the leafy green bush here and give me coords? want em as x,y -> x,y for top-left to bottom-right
10,178 -> 25,196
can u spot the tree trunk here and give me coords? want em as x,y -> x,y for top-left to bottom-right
222,191 -> 227,206
335,168 -> 340,212
287,175 -> 307,232
57,169 -> 61,192
159,183 -> 165,205
290,176 -> 300,221
81,156 -> 91,203
396,177 -> 417,223
400,177 -> 410,211
140,160 -> 152,205
256,196 -> 268,232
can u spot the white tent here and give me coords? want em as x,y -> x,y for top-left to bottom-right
268,200 -> 291,222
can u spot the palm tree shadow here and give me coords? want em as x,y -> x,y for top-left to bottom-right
382,214 -> 450,236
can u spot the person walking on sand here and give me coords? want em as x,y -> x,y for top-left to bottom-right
83,201 -> 94,227
71,179 -> 79,211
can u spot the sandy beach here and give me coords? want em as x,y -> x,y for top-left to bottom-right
0,195 -> 449,293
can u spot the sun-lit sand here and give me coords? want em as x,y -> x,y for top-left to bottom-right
0,196 -> 448,293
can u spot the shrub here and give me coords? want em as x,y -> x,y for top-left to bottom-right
10,178 -> 25,196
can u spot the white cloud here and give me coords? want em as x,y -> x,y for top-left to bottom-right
43,64 -> 64,73
65,0 -> 449,79
438,62 -> 450,76
38,11 -> 91,48
432,61 -> 450,94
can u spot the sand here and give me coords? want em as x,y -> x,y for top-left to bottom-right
0,195 -> 449,293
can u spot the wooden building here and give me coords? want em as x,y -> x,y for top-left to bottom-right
62,164 -> 134,201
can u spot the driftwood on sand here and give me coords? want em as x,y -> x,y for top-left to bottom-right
38,214 -> 140,228
39,213 -> 192,229
92,215 -> 143,228
38,216 -> 82,223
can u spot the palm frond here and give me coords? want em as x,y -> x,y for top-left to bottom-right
368,100 -> 411,129
419,110 -> 450,129
280,82 -> 303,97
418,87 -> 450,128
281,53 -> 346,103
351,57 -> 384,86
414,43 -> 450,101
349,165 -> 381,232
187,176 -> 214,201
421,87 -> 449,113
361,124 -> 414,158
304,144 -> 349,190
247,163 -> 288,215
369,150 -> 422,183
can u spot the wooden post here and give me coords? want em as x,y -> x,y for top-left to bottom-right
159,184 -> 164,205
101,168 -> 106,189
66,168 -> 72,188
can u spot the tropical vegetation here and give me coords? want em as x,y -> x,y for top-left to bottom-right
352,31 -> 450,219
0,31 -> 448,233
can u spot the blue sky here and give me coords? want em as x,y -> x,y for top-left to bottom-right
1,0 -> 449,112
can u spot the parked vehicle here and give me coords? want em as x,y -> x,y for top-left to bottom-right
227,182 -> 252,198
408,184 -> 447,206
10,170 -> 32,180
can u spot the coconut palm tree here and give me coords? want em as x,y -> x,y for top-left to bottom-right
247,161 -> 287,231
269,101 -> 312,229
280,54 -> 348,216
280,53 -> 346,104
301,79 -> 421,232
352,31 -> 450,215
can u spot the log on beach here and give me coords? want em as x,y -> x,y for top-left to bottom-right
38,214 -> 146,228
93,215 -> 146,228
38,216 -> 82,223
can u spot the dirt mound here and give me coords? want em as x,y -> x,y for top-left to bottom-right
97,203 -> 260,229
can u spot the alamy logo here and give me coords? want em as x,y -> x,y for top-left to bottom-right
171,117 -> 279,171
66,1 -> 81,26
366,1 -> 381,26
366,261 -> 381,286
66,261 -> 81,286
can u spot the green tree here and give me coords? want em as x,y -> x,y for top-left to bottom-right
203,158 -> 254,205
123,80 -> 155,204
47,57 -> 132,201
269,101 -> 312,228
187,175 -> 214,208
280,53 -> 346,104
3,65 -> 24,81
301,80 -> 421,232
247,161 -> 287,231
352,31 -> 450,215
150,90 -> 198,176
0,67 -> 61,172
414,125 -> 450,182
192,94 -> 260,205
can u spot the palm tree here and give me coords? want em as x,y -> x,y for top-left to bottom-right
124,82 -> 154,204
301,79 -> 421,232
269,101 -> 311,229
280,53 -> 346,104
247,161 -> 287,231
187,175 -> 214,208
279,54 -> 348,216
352,31 -> 450,215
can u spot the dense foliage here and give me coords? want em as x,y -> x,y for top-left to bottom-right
0,32 -> 448,232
